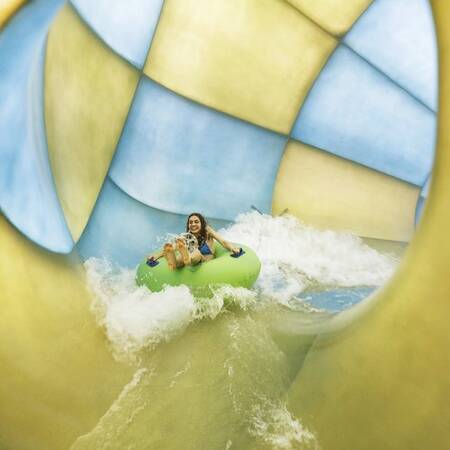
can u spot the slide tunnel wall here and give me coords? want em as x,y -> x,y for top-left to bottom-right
0,0 -> 438,267
0,1 -> 448,449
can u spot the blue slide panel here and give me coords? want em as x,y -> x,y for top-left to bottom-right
0,0 -> 73,253
109,76 -> 287,221
344,0 -> 437,111
77,178 -> 230,268
292,45 -> 436,187
70,0 -> 164,68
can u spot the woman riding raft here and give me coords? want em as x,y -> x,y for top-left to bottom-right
147,213 -> 241,271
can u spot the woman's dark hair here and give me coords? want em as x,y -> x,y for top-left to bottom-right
186,213 -> 208,246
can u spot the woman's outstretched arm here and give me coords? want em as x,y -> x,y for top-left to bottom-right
147,249 -> 164,261
206,226 -> 240,254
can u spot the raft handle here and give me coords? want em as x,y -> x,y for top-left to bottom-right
146,258 -> 160,267
230,248 -> 245,258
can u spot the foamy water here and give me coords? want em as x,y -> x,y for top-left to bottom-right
84,258 -> 257,360
249,400 -> 319,450
84,211 -> 399,360
220,212 -> 398,303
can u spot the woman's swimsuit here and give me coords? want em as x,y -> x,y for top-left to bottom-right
199,241 -> 212,256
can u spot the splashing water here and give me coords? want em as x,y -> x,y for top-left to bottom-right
84,211 -> 400,358
249,400 -> 320,450
220,211 -> 399,305
84,258 -> 258,361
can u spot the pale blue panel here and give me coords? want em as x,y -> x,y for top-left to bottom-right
70,0 -> 164,68
0,0 -> 73,253
300,287 -> 376,313
344,0 -> 437,111
292,45 -> 435,186
77,178 -> 230,268
109,77 -> 287,220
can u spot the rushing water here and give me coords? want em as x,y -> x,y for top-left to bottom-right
73,212 -> 402,450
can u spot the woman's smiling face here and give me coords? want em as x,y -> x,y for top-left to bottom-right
188,215 -> 202,234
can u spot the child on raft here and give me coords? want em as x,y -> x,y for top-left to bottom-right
147,212 -> 241,271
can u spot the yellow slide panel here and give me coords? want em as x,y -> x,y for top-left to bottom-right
285,0 -> 373,36
0,215 -> 134,450
0,0 -> 26,29
45,4 -> 140,243
287,2 -> 450,449
272,140 -> 419,242
144,0 -> 336,134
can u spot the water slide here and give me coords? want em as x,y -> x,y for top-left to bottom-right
0,0 -> 448,448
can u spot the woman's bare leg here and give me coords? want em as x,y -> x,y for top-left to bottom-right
174,252 -> 184,268
189,249 -> 205,265
175,240 -> 214,267
163,243 -> 177,271
176,238 -> 191,266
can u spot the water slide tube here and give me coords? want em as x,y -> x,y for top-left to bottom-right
0,0 -> 448,448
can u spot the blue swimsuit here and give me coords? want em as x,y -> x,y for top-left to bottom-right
199,241 -> 212,256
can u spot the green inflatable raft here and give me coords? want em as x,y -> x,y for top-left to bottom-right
136,244 -> 261,296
